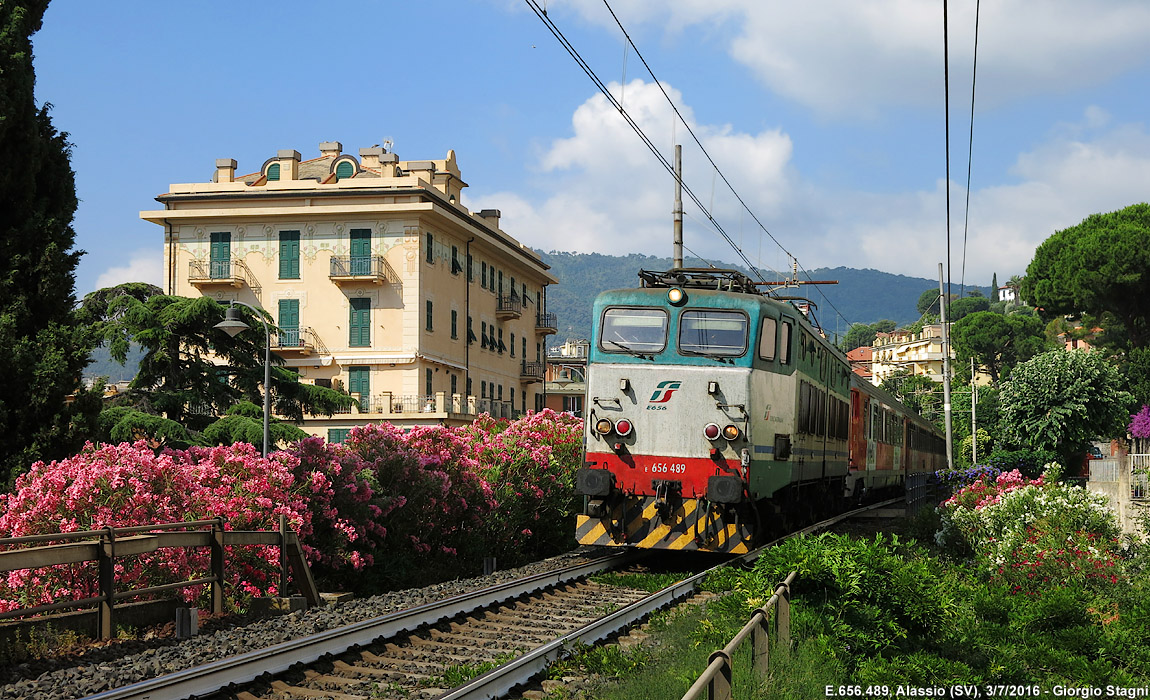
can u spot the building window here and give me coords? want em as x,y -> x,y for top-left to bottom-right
510,332 -> 516,357
451,310 -> 458,339
451,373 -> 458,397
563,395 -> 584,416
467,253 -> 473,282
510,276 -> 517,300
498,270 -> 503,296
481,380 -> 487,399
426,368 -> 433,397
425,232 -> 434,263
451,246 -> 461,275
498,384 -> 503,401
481,321 -> 488,348
497,328 -> 505,354
510,387 -> 515,410
278,299 -> 300,346
335,160 -> 355,180
468,315 -> 476,344
481,261 -> 488,289
348,366 -> 370,411
467,377 -> 472,396
426,300 -> 434,332
209,232 -> 231,278
279,230 -> 300,279
267,163 -> 280,181
522,337 -> 527,359
349,298 -> 370,347
327,428 -> 350,444
349,229 -> 371,274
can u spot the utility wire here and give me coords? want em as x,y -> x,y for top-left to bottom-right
943,0 -> 953,315
593,0 -> 855,328
525,0 -> 768,285
959,0 -> 981,296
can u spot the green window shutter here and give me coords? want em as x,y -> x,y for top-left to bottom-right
279,231 -> 300,279
335,161 -> 354,180
209,232 -> 231,278
278,299 -> 300,346
349,297 -> 370,347
327,428 -> 350,444
349,229 -> 371,276
267,163 -> 280,181
348,366 -> 370,411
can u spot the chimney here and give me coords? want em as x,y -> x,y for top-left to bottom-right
319,141 -> 342,158
359,146 -> 383,170
215,158 -> 237,183
478,209 -> 501,227
277,149 -> 301,180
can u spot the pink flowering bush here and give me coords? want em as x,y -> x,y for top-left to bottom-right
937,466 -> 1123,593
1130,405 -> 1150,439
341,423 -> 496,586
466,409 -> 583,562
0,441 -> 309,611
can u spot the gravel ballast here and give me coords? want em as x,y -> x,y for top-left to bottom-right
0,550 -> 604,700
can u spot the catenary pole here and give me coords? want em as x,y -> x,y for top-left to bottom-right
939,264 -> 954,470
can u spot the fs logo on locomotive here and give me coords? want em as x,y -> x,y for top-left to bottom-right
647,380 -> 682,410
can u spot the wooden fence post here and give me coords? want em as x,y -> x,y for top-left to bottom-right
777,581 -> 791,646
97,527 -> 115,640
707,649 -> 732,700
210,518 -> 225,615
751,608 -> 770,677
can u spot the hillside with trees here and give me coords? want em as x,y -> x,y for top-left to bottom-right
538,251 -> 990,345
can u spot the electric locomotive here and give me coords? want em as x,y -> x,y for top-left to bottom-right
574,268 -> 943,554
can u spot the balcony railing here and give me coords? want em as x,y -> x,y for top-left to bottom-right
318,392 -> 525,420
272,326 -> 327,356
189,259 -> 261,299
329,255 -> 399,285
496,295 -> 522,320
520,360 -> 545,382
535,311 -> 557,334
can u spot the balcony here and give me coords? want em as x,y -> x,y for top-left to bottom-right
535,311 -> 557,335
189,259 -> 252,289
271,327 -> 327,357
496,295 -> 522,320
520,360 -> 545,383
329,255 -> 399,285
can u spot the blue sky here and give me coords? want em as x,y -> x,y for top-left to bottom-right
33,1 -> 1150,308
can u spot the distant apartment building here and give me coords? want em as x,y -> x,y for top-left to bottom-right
141,143 -> 558,440
543,338 -> 589,417
846,345 -> 873,380
870,325 -> 948,385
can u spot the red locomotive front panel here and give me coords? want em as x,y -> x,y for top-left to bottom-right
584,451 -> 742,499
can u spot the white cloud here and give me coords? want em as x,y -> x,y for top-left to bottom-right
474,84 -> 1150,289
93,249 -> 165,292
559,0 -> 1150,118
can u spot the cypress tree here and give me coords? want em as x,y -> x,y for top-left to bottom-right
991,272 -> 998,302
0,1 -> 91,486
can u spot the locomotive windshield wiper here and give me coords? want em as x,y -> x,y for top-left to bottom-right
603,339 -> 653,359
680,349 -> 734,363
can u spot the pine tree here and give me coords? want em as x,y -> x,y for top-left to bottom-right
0,1 -> 92,486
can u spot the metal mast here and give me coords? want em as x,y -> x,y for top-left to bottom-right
673,144 -> 683,269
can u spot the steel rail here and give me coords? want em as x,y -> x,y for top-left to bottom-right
438,497 -> 902,699
79,550 -> 635,700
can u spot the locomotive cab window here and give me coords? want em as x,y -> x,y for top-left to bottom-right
600,307 -> 668,354
678,310 -> 748,357
758,317 -> 777,360
779,320 -> 794,364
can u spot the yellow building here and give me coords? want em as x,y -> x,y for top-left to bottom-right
141,142 -> 559,440
870,325 -> 948,385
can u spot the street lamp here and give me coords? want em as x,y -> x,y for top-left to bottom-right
214,302 -> 271,458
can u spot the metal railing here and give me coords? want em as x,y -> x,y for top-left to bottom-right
329,255 -> 399,283
272,326 -> 327,355
681,571 -> 797,700
187,259 -> 261,300
536,311 -> 557,332
1132,454 -> 1150,500
520,360 -> 545,380
497,295 -> 522,316
0,518 -> 320,638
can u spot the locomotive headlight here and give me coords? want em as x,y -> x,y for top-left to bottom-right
594,418 -> 614,435
722,424 -> 741,440
703,423 -> 721,441
614,418 -> 633,437
667,288 -> 687,306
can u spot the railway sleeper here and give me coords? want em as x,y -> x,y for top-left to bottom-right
428,627 -> 529,651
333,659 -> 432,681
270,679 -> 368,700
304,669 -> 378,692
361,649 -> 446,672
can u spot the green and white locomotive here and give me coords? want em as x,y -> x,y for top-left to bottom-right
574,268 -> 942,553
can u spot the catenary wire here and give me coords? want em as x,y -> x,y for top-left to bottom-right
959,0 -> 981,296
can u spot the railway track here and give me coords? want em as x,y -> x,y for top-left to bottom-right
75,500 -> 900,700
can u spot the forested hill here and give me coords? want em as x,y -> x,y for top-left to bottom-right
539,251 -> 991,345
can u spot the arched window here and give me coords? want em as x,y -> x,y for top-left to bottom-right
267,163 -> 280,181
335,161 -> 354,180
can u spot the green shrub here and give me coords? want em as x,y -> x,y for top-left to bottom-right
982,449 -> 1059,479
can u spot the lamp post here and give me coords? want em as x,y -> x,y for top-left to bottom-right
214,301 -> 271,458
